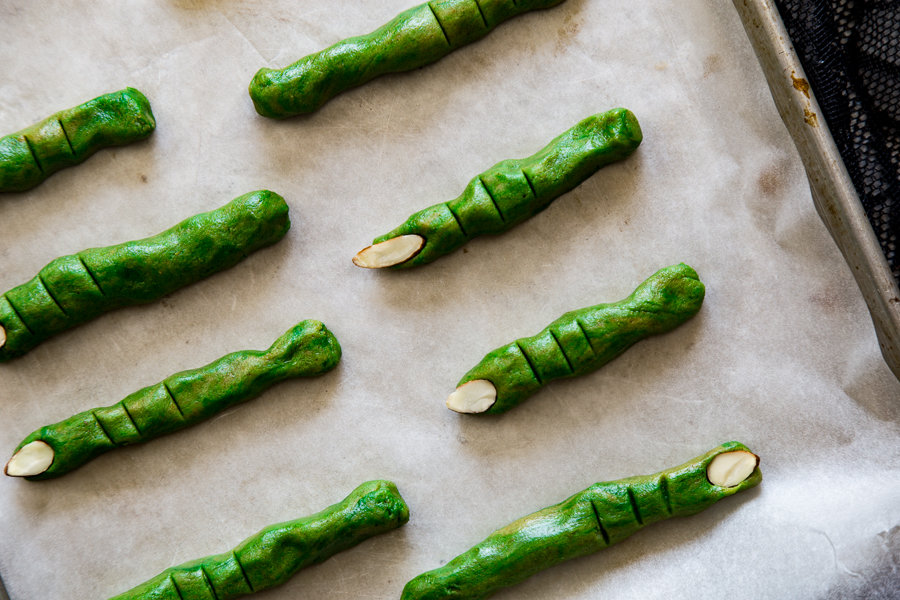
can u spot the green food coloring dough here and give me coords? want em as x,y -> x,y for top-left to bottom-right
0,88 -> 155,192
249,0 -> 567,118
0,190 -> 290,362
373,108 -> 642,267
109,480 -> 409,599
458,263 -> 705,414
401,442 -> 761,599
10,320 -> 341,480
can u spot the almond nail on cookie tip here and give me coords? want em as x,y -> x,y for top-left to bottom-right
352,235 -> 425,268
706,450 -> 759,487
4,441 -> 54,477
446,379 -> 497,413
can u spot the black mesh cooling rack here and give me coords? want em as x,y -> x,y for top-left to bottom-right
774,0 -> 899,283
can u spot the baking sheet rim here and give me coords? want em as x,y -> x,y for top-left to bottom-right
733,0 -> 900,381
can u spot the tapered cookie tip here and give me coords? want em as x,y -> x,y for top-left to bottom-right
447,380 -> 497,414
5,441 -> 54,477
707,450 -> 759,487
619,108 -> 643,145
353,235 -> 424,269
0,324 -> 6,349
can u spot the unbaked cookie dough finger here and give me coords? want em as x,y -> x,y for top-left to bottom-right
401,442 -> 761,600
0,190 -> 290,362
249,0 -> 566,118
353,109 -> 642,269
447,263 -> 705,414
107,480 -> 408,600
4,320 -> 341,480
0,88 -> 156,192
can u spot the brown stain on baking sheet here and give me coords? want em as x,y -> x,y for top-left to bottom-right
804,107 -> 819,127
808,290 -> 848,313
703,54 -> 724,78
790,72 -> 818,127
757,164 -> 783,197
555,12 -> 581,55
791,72 -> 810,98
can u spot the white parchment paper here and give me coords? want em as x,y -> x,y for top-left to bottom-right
1,1 -> 898,598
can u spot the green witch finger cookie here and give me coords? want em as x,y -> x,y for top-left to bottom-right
401,442 -> 761,599
0,190 -> 290,362
108,480 -> 409,600
353,109 -> 643,269
4,320 -> 341,479
447,263 -> 705,414
0,87 -> 156,192
249,0 -> 566,118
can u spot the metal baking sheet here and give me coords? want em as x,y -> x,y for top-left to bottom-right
733,0 -> 900,384
1,1 -> 898,599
